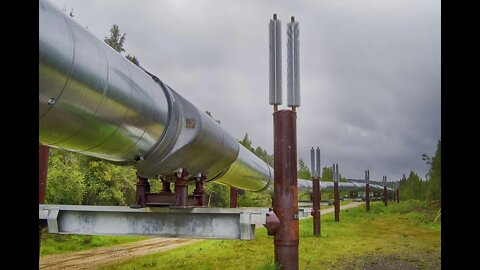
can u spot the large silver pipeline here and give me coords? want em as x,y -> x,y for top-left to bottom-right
39,0 -> 271,190
39,0 -> 391,196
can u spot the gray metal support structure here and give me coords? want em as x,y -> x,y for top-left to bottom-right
39,205 -> 266,240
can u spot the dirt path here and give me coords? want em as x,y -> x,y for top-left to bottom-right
322,201 -> 364,215
40,202 -> 363,269
39,238 -> 198,270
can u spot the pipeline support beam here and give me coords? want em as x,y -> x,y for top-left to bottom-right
132,176 -> 149,208
312,177 -> 320,236
334,181 -> 339,221
173,170 -> 189,208
230,187 -> 238,208
383,176 -> 388,207
365,171 -> 370,212
194,175 -> 206,207
161,178 -> 172,193
39,205 -> 266,240
333,164 -> 340,222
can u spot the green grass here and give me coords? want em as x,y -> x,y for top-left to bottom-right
97,200 -> 440,269
40,232 -> 148,256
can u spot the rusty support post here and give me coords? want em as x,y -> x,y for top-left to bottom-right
39,145 -> 49,204
273,110 -> 298,270
145,178 -> 151,193
230,187 -> 238,208
312,176 -> 320,236
160,178 -> 172,193
334,164 -> 339,222
193,174 -> 206,207
365,170 -> 370,212
39,144 -> 50,254
383,176 -> 388,207
173,169 -> 189,208
334,183 -> 339,221
396,189 -> 400,203
132,176 -> 149,208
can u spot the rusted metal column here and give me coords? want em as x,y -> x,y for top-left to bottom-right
333,164 -> 340,222
312,147 -> 321,236
160,177 -> 172,193
132,176 -> 149,208
194,174 -> 206,206
383,176 -> 388,207
365,170 -> 370,212
145,178 -> 151,193
396,189 -> 400,203
312,176 -> 320,236
39,145 -> 49,204
273,110 -> 298,270
39,144 -> 50,253
173,169 -> 189,208
230,187 -> 238,208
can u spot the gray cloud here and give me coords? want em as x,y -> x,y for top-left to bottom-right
48,0 -> 440,181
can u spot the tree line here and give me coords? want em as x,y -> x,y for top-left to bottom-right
398,140 -> 441,202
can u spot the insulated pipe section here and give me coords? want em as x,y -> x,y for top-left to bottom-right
39,0 -> 169,163
38,0 -> 263,189
216,144 -> 273,193
134,86 -> 239,179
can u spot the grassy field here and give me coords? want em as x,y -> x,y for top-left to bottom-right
95,200 -> 440,269
40,232 -> 148,256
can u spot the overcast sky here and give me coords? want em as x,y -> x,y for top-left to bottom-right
47,0 -> 440,182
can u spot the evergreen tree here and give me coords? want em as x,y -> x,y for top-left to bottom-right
104,25 -> 126,53
425,140 -> 441,202
104,24 -> 140,66
240,133 -> 253,152
297,159 -> 311,179
321,166 -> 333,182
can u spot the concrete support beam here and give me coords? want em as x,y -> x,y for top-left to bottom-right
39,205 -> 268,240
